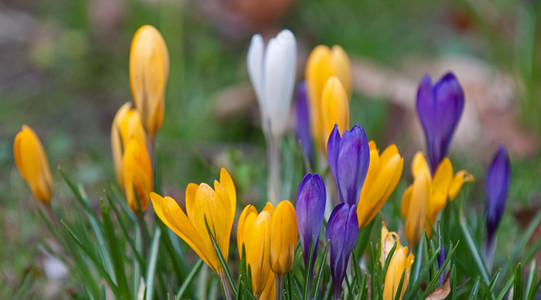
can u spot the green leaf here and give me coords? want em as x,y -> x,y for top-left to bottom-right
102,198 -> 131,299
313,241 -> 330,299
303,237 -> 316,300
497,273 -> 515,300
459,219 -> 490,286
421,242 -> 459,298
176,259 -> 204,300
513,263 -> 523,300
145,228 -> 162,300
204,218 -> 237,298
392,271 -> 406,300
470,277 -> 481,298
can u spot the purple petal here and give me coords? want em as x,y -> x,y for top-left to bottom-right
438,244 -> 446,286
296,173 -> 326,270
326,203 -> 359,296
295,82 -> 314,166
485,146 -> 511,242
416,73 -> 464,173
327,125 -> 341,195
336,125 -> 370,205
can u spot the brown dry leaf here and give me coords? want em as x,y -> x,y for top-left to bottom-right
425,278 -> 451,300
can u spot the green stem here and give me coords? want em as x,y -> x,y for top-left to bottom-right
219,272 -> 234,300
276,274 -> 284,300
267,133 -> 281,206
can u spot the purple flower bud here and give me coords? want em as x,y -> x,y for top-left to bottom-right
485,146 -> 511,248
327,124 -> 370,206
295,82 -> 314,167
438,244 -> 446,286
296,173 -> 326,279
326,203 -> 358,300
416,72 -> 464,173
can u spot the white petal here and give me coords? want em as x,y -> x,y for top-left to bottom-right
247,34 -> 266,117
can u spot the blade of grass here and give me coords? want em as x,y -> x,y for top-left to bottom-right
513,263 -> 523,300
175,259 -> 204,300
459,219 -> 490,285
303,237 -> 315,300
312,241 -> 330,299
145,228 -> 162,300
421,242 -> 459,298
204,218 -> 237,298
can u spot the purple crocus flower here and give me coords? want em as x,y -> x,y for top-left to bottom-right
296,173 -> 326,282
327,124 -> 370,206
438,244 -> 446,286
416,72 -> 464,173
485,146 -> 511,250
295,82 -> 314,167
326,203 -> 358,300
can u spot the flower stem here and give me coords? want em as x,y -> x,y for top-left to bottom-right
219,272 -> 234,300
276,274 -> 284,300
267,134 -> 281,206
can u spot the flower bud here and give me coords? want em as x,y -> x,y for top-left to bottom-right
270,201 -> 298,275
122,137 -> 152,213
129,25 -> 169,138
321,76 -> 350,150
13,125 -> 54,205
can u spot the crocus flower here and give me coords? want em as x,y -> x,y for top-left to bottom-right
237,203 -> 276,300
270,200 -> 298,276
326,203 -> 358,300
416,72 -> 464,173
321,76 -> 350,151
295,82 -> 314,167
111,102 -> 146,188
485,146 -> 511,250
13,125 -> 54,205
357,142 -> 403,228
305,45 -> 351,152
129,25 -> 169,138
122,137 -> 152,213
150,168 -> 236,275
381,222 -> 400,266
401,152 -> 473,245
327,124 -> 370,206
295,173 -> 326,278
247,29 -> 297,141
383,241 -> 414,300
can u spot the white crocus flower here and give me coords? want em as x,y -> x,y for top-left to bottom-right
247,29 -> 297,140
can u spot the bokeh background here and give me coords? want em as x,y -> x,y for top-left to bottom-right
1,0 -> 540,297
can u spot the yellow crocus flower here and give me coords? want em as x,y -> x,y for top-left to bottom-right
380,222 -> 400,266
269,200 -> 298,276
321,76 -> 350,150
13,125 -> 54,205
305,45 -> 351,152
357,142 -> 403,228
237,203 -> 276,299
122,137 -> 152,213
129,25 -> 169,138
401,152 -> 473,245
383,243 -> 414,300
111,102 -> 146,188
151,168 -> 236,274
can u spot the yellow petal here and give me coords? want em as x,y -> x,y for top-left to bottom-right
383,246 -> 414,300
220,168 -> 237,226
448,170 -> 474,201
401,185 -> 413,219
380,222 -> 400,266
122,137 -> 152,212
247,211 -> 272,297
237,205 -> 257,257
263,202 -> 275,216
111,102 -> 131,187
412,152 -> 430,180
260,272 -> 276,300
330,45 -> 351,97
13,125 -> 53,205
151,193 -> 216,270
129,25 -> 169,137
270,201 -> 298,275
427,158 -> 453,230
305,45 -> 333,151
321,76 -> 350,150
405,173 -> 429,246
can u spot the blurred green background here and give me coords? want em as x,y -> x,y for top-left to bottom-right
1,0 -> 540,297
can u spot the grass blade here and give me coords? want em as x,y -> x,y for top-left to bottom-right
176,259 -> 204,300
145,228 -> 162,300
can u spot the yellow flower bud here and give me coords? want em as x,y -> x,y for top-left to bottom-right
269,201 -> 298,275
305,45 -> 351,152
357,142 -> 403,228
129,25 -> 169,138
401,172 -> 429,246
383,245 -> 414,300
237,203 -> 276,299
122,137 -> 152,213
13,125 -> 54,205
321,76 -> 350,150
380,222 -> 400,266
111,102 -> 146,188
